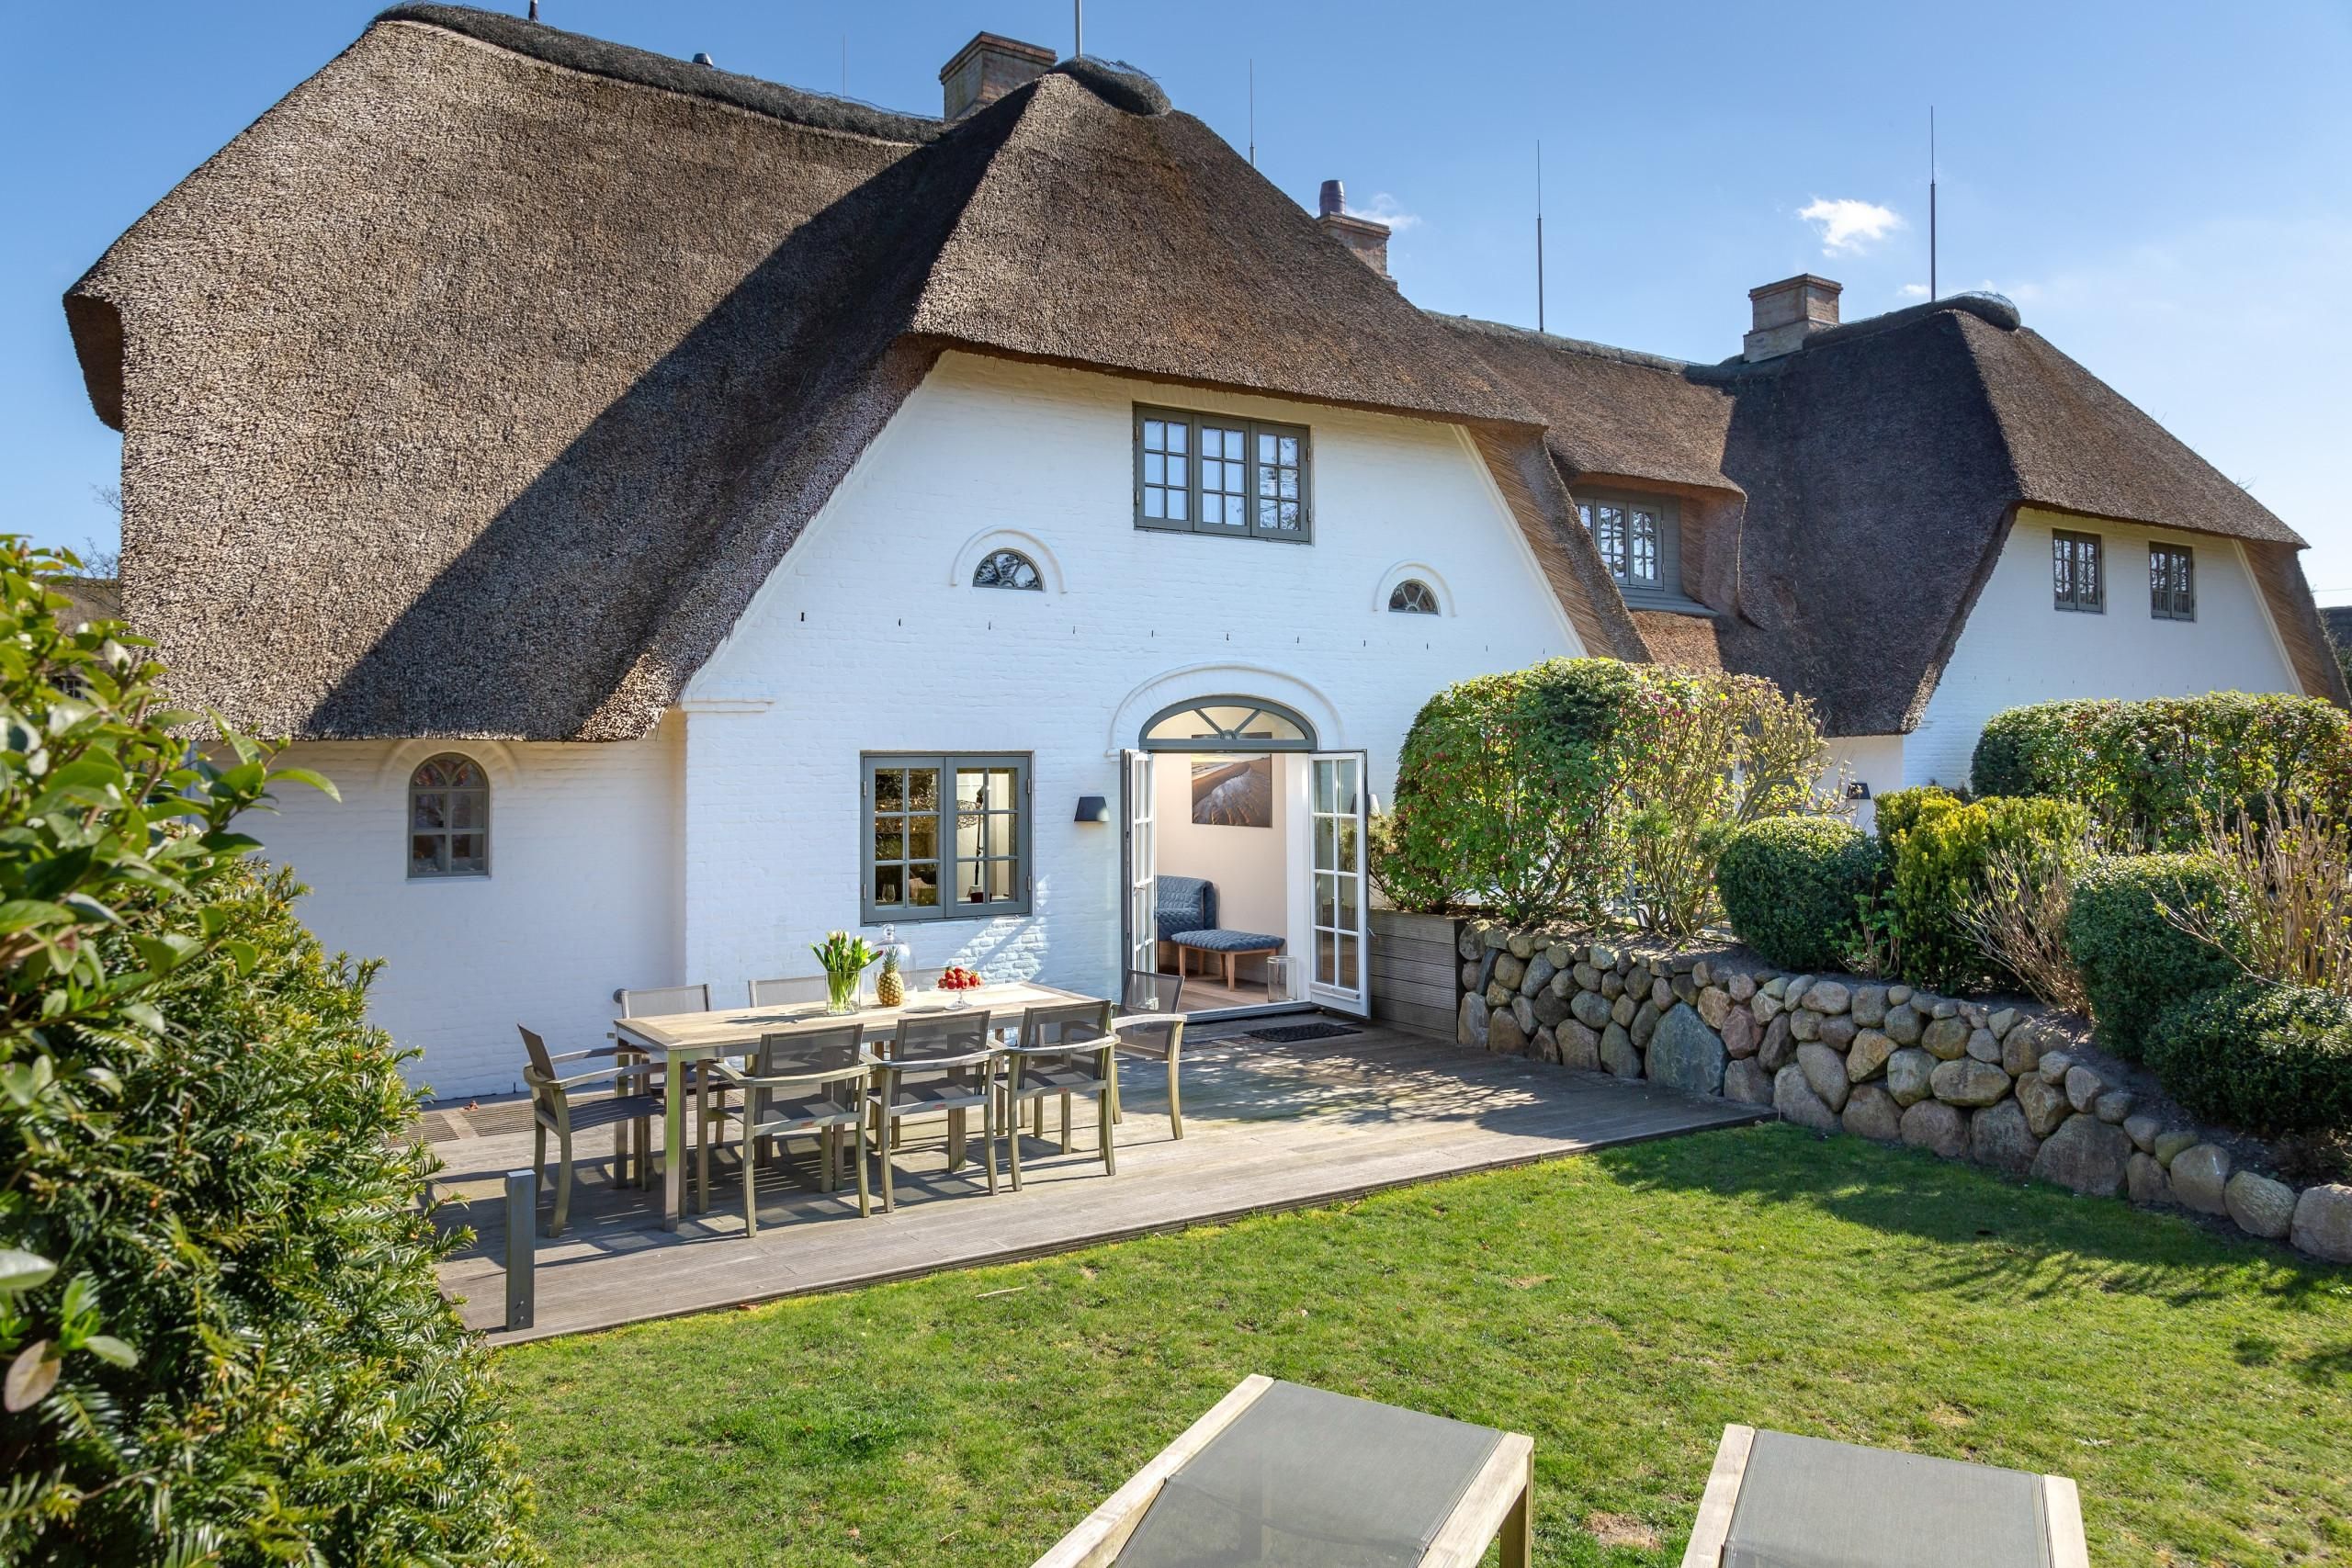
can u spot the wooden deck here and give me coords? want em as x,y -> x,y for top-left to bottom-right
431,1021 -> 1766,1345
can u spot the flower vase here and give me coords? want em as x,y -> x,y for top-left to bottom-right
824,969 -> 861,1015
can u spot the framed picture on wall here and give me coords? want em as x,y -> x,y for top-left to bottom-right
1192,755 -> 1273,829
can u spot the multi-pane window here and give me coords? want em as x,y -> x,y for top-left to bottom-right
2053,530 -> 2105,613
1136,406 -> 1312,542
1388,579 -> 1439,614
2149,543 -> 2195,621
863,754 -> 1030,922
972,548 -> 1043,590
408,753 -> 488,877
1578,499 -> 1666,589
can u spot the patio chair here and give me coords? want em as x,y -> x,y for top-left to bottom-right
1001,998 -> 1118,1189
517,1024 -> 665,1237
747,976 -> 828,1007
1112,969 -> 1188,1139
1033,1375 -> 1532,1567
695,1024 -> 870,1235
1680,1425 -> 2086,1568
616,982 -> 718,1181
867,1011 -> 999,1211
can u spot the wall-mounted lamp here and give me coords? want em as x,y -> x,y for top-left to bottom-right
1074,795 -> 1111,823
1845,780 -> 1872,801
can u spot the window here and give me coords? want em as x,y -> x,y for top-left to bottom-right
1136,406 -> 1310,542
1387,579 -> 1439,615
408,753 -> 488,877
972,548 -> 1043,591
2149,543 -> 2195,621
863,754 -> 1030,922
1577,494 -> 1672,592
2053,530 -> 2105,613
1140,697 -> 1317,751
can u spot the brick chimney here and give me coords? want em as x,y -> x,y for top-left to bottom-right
939,32 -> 1056,118
1744,274 -> 1842,361
1316,179 -> 1393,284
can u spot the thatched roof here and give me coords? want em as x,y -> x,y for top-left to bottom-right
1447,296 -> 2346,731
67,5 -> 1566,741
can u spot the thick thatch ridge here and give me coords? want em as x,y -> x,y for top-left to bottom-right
67,6 -> 1569,740
1452,298 -> 2343,730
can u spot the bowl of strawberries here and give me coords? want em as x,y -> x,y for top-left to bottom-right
937,965 -> 984,1010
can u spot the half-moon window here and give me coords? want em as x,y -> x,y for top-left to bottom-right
409,753 -> 489,878
972,548 -> 1044,591
1387,579 -> 1439,615
1142,697 -> 1317,751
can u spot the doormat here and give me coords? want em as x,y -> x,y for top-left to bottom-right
1246,1022 -> 1361,1044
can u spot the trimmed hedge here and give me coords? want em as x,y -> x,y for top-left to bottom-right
2064,854 -> 2245,1061
2150,979 -> 2352,1137
1885,794 -> 2090,993
1872,784 -> 1963,857
1716,818 -> 1883,971
1970,693 -> 2352,848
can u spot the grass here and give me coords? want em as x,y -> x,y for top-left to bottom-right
497,1122 -> 2352,1565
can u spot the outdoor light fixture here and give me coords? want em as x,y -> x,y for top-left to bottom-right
1846,780 -> 1872,800
1074,795 -> 1110,823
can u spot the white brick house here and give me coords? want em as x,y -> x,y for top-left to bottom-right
63,10 -> 2341,1096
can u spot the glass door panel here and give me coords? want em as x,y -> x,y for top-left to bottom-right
1308,751 -> 1367,1011
1123,750 -> 1157,976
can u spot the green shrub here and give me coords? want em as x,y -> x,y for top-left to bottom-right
1971,694 -> 2352,848
2065,854 -> 2245,1060
1715,818 -> 1884,970
1872,784 -> 1963,858
1887,795 -> 2091,992
0,539 -> 536,1562
2150,978 -> 2352,1137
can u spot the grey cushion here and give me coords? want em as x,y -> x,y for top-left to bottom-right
1156,875 -> 1216,941
1170,929 -> 1283,953
1724,1429 -> 2054,1568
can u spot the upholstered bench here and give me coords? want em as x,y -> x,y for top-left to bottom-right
1169,928 -> 1285,994
1155,874 -> 1284,997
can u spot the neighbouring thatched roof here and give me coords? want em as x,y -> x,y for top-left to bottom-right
67,6 -> 1558,741
1453,294 -> 2346,731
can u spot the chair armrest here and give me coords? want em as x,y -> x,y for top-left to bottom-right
874,1047 -> 1001,1071
712,1061 -> 868,1089
1110,1013 -> 1182,1035
549,1043 -> 646,1065
528,1065 -> 640,1092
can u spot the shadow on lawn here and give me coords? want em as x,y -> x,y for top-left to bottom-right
1595,1122 -> 2352,1344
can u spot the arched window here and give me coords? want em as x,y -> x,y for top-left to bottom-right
1141,696 -> 1317,751
409,753 -> 489,877
1387,579 -> 1439,615
972,548 -> 1044,591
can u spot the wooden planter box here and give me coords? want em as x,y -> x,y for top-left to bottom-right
1369,908 -> 1464,1037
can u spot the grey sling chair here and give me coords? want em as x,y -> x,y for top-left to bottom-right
1001,998 -> 1118,1190
614,982 -> 718,1184
695,1025 -> 871,1235
866,1011 -> 1000,1212
1112,968 -> 1187,1139
516,1024 -> 665,1237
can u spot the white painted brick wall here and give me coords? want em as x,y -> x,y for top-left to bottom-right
1905,508 -> 2301,788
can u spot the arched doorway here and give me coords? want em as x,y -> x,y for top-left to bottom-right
1123,695 -> 1365,1016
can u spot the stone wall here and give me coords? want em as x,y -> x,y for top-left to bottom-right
1453,922 -> 2352,1267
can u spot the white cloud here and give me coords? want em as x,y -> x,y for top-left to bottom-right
1897,282 -> 1929,299
1799,197 -> 1904,254
1344,192 -> 1421,231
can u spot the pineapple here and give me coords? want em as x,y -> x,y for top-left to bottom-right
876,947 -> 905,1008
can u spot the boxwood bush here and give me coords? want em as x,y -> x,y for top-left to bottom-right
1970,693 -> 2352,848
1715,818 -> 1883,970
2064,854 -> 2245,1060
1884,794 -> 2090,993
0,541 -> 536,1562
2150,978 -> 2352,1137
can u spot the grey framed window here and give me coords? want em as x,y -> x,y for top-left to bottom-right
1387,580 -> 1438,614
862,753 -> 1031,923
973,548 -> 1043,590
2149,543 -> 2195,621
408,753 -> 488,878
1140,697 -> 1317,750
1577,491 -> 1678,598
1135,405 -> 1311,542
2053,530 -> 2105,613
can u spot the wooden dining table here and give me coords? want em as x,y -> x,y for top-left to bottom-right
613,979 -> 1104,1230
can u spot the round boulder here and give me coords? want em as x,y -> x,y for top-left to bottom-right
2225,1171 -> 2297,1240
1645,1002 -> 1728,1097
1899,1099 -> 1969,1159
2169,1144 -> 2233,1215
2030,1113 -> 2132,1197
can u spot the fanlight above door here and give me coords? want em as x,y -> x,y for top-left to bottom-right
1140,696 -> 1317,751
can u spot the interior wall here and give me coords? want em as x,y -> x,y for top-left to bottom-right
1154,751 -> 1290,941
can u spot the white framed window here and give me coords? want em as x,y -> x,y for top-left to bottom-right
1136,405 -> 1311,542
862,754 -> 1031,922
408,753 -> 488,877
2054,530 -> 2104,613
2149,543 -> 2195,621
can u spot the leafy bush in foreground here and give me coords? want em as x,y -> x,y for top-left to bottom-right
2150,979 -> 2352,1137
1715,817 -> 1883,970
2064,854 -> 2245,1060
1885,794 -> 2090,993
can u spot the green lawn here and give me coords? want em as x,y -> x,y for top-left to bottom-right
497,1123 -> 2352,1566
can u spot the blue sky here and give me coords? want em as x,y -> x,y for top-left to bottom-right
6,1 -> 2348,596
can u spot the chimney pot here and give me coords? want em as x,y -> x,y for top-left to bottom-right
692,51 -> 716,67
939,31 -> 1057,118
1315,177 -> 1393,285
1743,274 -> 1842,361
1317,179 -> 1344,219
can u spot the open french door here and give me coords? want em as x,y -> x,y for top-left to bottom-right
1121,750 -> 1157,977
1307,751 -> 1369,1012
